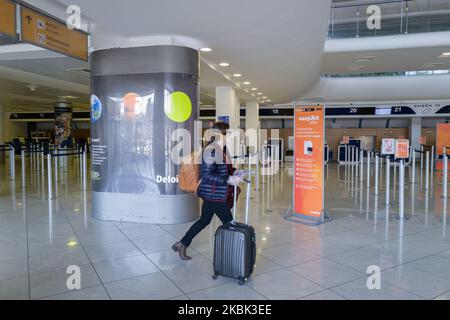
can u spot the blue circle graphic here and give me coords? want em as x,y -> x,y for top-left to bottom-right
91,95 -> 102,123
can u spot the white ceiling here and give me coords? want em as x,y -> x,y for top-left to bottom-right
2,0 -> 449,112
321,45 -> 450,74
48,0 -> 333,104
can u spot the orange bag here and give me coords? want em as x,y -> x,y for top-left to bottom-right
178,152 -> 202,193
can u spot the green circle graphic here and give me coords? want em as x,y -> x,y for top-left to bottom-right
165,91 -> 192,123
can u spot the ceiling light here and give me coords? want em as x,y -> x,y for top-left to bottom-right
27,84 -> 38,92
353,56 -> 375,63
439,52 -> 450,58
219,62 -> 229,67
257,92 -> 263,95
262,96 -> 267,99
233,73 -> 242,77
251,88 -> 258,91
422,62 -> 444,68
348,66 -> 366,71
200,47 -> 212,52
243,81 -> 251,85
67,240 -> 78,247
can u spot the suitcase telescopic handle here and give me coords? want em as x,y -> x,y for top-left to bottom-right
232,178 -> 251,225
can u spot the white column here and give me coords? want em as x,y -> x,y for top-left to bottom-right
216,87 -> 239,157
216,87 -> 238,129
246,101 -> 260,165
410,118 -> 422,153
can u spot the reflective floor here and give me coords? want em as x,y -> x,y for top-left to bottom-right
0,157 -> 450,300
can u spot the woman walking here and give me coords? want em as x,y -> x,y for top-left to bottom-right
172,122 -> 243,260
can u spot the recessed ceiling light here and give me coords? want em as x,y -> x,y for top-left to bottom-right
251,88 -> 258,91
233,73 -> 242,77
422,62 -> 444,68
262,96 -> 267,99
200,47 -> 212,52
219,62 -> 230,67
257,93 -> 263,95
439,52 -> 450,58
348,66 -> 366,71
243,81 -> 251,85
353,56 -> 375,63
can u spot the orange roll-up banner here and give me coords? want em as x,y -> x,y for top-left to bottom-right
437,123 -> 450,156
293,106 -> 324,220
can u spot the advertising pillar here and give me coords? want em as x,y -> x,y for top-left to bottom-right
54,102 -> 73,147
293,105 -> 325,220
90,45 -> 200,224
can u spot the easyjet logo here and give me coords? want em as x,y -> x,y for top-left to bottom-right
298,116 -> 319,122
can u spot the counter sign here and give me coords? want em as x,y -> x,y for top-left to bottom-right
21,6 -> 88,61
0,0 -> 16,38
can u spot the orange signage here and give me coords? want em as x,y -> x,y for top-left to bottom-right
436,123 -> 450,156
343,136 -> 350,145
21,6 -> 88,61
0,0 -> 16,37
294,106 -> 324,219
419,136 -> 426,145
395,139 -> 410,159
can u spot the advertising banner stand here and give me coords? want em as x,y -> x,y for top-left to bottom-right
284,105 -> 331,226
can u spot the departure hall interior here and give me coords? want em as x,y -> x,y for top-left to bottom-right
1,0 -> 450,302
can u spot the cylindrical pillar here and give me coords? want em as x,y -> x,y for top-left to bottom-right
90,45 -> 200,224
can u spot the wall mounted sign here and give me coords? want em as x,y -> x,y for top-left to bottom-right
381,138 -> 395,155
395,139 -> 410,159
20,5 -> 88,61
0,0 -> 16,38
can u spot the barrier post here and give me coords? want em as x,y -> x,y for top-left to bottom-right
411,149 -> 416,184
255,151 -> 260,191
443,147 -> 448,199
431,145 -> 435,174
367,151 -> 371,188
380,154 -> 383,187
54,148 -> 59,183
420,145 -> 424,169
47,154 -> 53,200
425,151 -> 430,191
82,149 -> 87,192
399,160 -> 405,220
375,154 -> 379,195
9,147 -> 15,180
360,150 -> 364,182
41,149 -> 45,177
21,150 -> 26,188
79,145 -> 83,182
345,145 -> 348,182
386,157 -> 390,205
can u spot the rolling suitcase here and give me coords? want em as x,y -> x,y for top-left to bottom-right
213,178 -> 256,286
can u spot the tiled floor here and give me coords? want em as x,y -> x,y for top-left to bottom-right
0,158 -> 449,300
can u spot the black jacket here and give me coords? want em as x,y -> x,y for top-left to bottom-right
197,145 -> 234,202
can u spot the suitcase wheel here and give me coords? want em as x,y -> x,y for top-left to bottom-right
238,278 -> 246,286
212,273 -> 218,280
